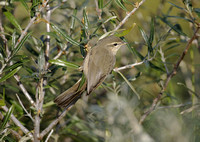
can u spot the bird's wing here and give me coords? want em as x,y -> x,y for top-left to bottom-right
86,47 -> 115,94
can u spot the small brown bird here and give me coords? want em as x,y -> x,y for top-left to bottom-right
54,35 -> 125,108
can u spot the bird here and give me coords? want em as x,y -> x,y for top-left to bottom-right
54,35 -> 125,108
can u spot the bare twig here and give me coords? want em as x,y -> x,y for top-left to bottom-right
14,75 -> 36,107
45,129 -> 54,142
114,60 -> 145,72
1,106 -> 33,138
139,25 -> 200,124
16,94 -> 34,121
113,0 -> 147,32
95,0 -> 107,33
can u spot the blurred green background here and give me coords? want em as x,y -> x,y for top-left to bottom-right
0,0 -> 200,141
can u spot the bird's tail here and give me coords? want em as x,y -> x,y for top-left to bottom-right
54,79 -> 86,108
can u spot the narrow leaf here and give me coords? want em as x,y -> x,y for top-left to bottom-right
194,8 -> 200,17
115,0 -> 128,11
3,62 -> 24,73
168,2 -> 185,10
149,18 -> 155,47
78,74 -> 86,90
49,59 -> 79,69
4,12 -> 22,32
51,23 -> 80,46
159,17 -> 187,36
19,0 -> 29,11
103,0 -> 113,8
98,0 -> 103,9
83,8 -> 90,31
0,105 -> 14,130
0,88 -> 6,106
12,32 -> 32,56
117,71 -> 140,99
0,66 -> 21,83
138,26 -> 153,53
115,23 -> 136,37
70,9 -> 77,29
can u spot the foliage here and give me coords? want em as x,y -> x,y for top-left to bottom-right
0,0 -> 200,141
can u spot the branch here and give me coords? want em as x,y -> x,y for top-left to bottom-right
113,0 -> 147,32
95,0 -> 107,33
139,25 -> 200,124
114,60 -> 144,72
1,106 -> 33,138
16,93 -> 34,121
14,75 -> 36,107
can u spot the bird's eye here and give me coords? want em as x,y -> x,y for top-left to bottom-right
113,43 -> 118,46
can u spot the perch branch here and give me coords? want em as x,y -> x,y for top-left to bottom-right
113,0 -> 147,32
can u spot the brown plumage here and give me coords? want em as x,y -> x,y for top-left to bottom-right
54,35 -> 124,108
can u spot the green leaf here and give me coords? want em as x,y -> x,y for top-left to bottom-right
168,2 -> 185,10
121,37 -> 143,60
12,32 -> 32,57
0,66 -> 21,83
70,9 -> 77,29
117,71 -> 140,99
194,8 -> 200,17
138,26 -> 153,53
149,18 -> 155,48
83,8 -> 90,31
38,49 -> 45,72
148,61 -> 165,72
3,62 -> 24,73
103,0 -> 113,8
0,105 -> 14,130
11,30 -> 17,50
115,0 -> 128,11
51,23 -> 80,46
49,59 -> 79,69
71,15 -> 85,28
3,11 -> 22,32
98,0 -> 103,9
78,74 -> 86,91
0,88 -> 6,106
19,0 -> 29,11
104,16 -> 117,24
115,23 -> 136,37
159,17 -> 187,36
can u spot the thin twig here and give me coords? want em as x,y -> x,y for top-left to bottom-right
139,25 -> 200,124
1,106 -> 33,138
16,94 -> 34,122
45,129 -> 54,142
14,75 -> 36,107
95,0 -> 107,33
113,0 -> 147,32
114,60 -> 144,72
